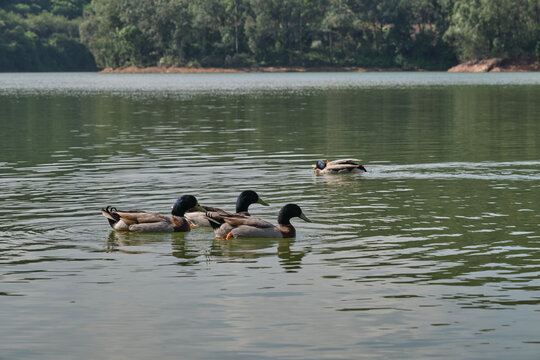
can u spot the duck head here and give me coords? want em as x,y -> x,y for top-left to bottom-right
313,160 -> 327,170
236,190 -> 269,213
277,204 -> 312,225
172,195 -> 203,217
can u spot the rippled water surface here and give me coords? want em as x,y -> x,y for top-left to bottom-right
1,72 -> 539,359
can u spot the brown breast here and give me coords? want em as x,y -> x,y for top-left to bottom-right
172,216 -> 191,232
278,224 -> 296,238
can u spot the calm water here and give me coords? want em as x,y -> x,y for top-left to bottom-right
1,72 -> 539,359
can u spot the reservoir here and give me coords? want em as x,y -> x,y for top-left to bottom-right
1,72 -> 539,359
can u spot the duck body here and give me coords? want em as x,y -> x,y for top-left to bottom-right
184,205 -> 227,227
228,223 -> 291,239
185,190 -> 268,227
205,212 -> 274,239
206,203 -> 311,239
313,158 -> 367,175
101,195 -> 203,233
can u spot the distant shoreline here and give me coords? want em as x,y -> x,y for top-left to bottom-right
99,58 -> 539,74
99,65 -> 405,74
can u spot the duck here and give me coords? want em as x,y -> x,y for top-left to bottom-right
313,158 -> 367,174
101,195 -> 204,232
185,190 -> 268,227
205,203 -> 311,239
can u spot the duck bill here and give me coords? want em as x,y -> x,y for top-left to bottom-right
257,198 -> 270,206
194,204 -> 205,212
299,213 -> 312,223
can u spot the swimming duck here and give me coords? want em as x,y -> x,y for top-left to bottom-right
206,203 -> 311,239
101,195 -> 204,232
185,190 -> 269,227
313,158 -> 367,174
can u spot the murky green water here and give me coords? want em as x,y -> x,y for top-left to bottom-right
1,73 -> 539,359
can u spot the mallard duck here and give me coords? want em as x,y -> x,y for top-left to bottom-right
185,190 -> 268,227
101,195 -> 204,232
206,203 -> 311,239
313,158 -> 367,174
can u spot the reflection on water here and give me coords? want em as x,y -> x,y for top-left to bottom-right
0,73 -> 539,360
105,227 -> 306,272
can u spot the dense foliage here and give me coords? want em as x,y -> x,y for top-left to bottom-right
0,0 -> 96,71
444,0 -> 539,61
1,0 -> 538,71
78,0 -> 459,70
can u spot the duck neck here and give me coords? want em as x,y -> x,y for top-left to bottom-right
236,199 -> 250,213
173,209 -> 186,217
277,212 -> 291,226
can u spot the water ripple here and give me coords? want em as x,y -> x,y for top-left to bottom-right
1,74 -> 539,359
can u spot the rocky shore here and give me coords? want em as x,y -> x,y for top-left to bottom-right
447,57 -> 539,72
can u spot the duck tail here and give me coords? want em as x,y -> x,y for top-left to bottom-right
101,206 -> 120,229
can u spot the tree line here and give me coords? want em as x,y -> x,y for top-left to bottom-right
1,0 -> 538,72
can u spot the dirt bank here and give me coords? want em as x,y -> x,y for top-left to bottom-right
98,58 -> 538,74
448,58 -> 539,72
99,65 -> 404,74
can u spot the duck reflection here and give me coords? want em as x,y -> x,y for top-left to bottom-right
209,237 -> 281,258
208,237 -> 306,272
171,236 -> 214,266
312,172 -> 366,186
277,238 -> 305,272
171,235 -> 307,271
106,231 -> 184,254
106,230 -> 307,271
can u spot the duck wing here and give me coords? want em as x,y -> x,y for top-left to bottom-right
327,158 -> 362,165
114,210 -> 169,224
186,206 -> 233,227
220,214 -> 282,238
199,211 -> 241,238
228,225 -> 282,238
202,205 -> 228,213
203,210 -> 243,228
325,163 -> 361,171
127,221 -> 174,232
222,214 -> 274,228
325,158 -> 365,171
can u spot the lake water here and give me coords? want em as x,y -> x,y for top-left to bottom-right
0,72 -> 539,359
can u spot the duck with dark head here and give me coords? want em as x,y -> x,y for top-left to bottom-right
185,190 -> 269,227
205,203 -> 311,239
313,158 -> 367,175
101,195 -> 204,232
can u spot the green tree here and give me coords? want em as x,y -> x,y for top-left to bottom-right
0,5 -> 95,71
245,0 -> 304,65
389,0 -> 457,69
445,0 -> 539,61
